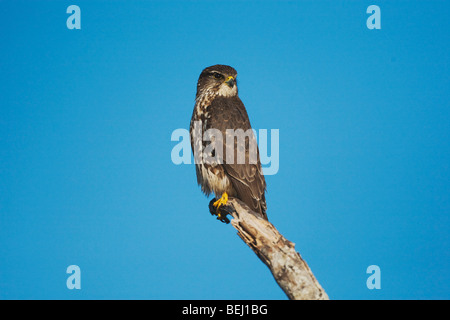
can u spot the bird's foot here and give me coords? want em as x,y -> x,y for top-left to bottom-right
209,193 -> 231,224
213,192 -> 228,210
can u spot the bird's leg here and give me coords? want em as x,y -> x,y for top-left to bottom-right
209,193 -> 231,223
213,192 -> 228,210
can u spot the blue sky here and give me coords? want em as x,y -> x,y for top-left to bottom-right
1,1 -> 449,299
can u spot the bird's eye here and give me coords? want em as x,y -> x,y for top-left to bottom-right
213,72 -> 223,79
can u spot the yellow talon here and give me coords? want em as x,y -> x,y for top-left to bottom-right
210,193 -> 231,224
213,192 -> 228,210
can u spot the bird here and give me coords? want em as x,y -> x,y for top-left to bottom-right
190,65 -> 267,223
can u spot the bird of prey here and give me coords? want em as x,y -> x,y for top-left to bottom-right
190,65 -> 267,223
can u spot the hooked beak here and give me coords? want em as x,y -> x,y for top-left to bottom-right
225,76 -> 235,88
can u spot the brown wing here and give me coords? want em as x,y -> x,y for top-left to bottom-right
207,96 -> 268,220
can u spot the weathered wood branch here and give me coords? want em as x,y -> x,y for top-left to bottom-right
225,198 -> 329,300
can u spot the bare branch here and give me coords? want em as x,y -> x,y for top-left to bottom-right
225,198 -> 329,300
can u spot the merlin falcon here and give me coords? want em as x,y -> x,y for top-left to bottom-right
190,65 -> 267,223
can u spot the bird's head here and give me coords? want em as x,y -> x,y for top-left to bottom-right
196,65 -> 238,98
